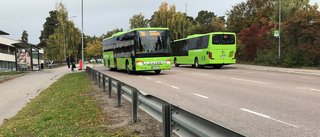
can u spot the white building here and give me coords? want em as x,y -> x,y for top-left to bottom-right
0,35 -> 19,71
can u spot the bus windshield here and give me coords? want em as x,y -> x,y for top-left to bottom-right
137,30 -> 170,57
212,34 -> 235,45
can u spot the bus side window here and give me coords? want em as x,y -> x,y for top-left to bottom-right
202,36 -> 209,48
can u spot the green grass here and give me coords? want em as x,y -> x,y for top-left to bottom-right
0,72 -> 136,136
0,71 -> 22,76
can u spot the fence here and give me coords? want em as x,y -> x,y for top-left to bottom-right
86,66 -> 244,137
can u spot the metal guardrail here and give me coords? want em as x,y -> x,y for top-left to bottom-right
86,66 -> 244,137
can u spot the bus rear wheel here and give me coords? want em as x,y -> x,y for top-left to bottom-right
155,70 -> 161,74
194,58 -> 199,68
174,58 -> 179,67
126,61 -> 132,74
108,61 -> 111,70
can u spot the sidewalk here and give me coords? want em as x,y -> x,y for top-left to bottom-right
233,64 -> 320,76
0,64 -> 91,126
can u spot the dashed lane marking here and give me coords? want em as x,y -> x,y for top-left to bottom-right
241,108 -> 298,128
296,87 -> 320,92
192,93 -> 209,99
230,77 -> 266,84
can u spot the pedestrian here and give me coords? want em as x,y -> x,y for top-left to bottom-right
70,54 -> 75,71
66,56 -> 70,68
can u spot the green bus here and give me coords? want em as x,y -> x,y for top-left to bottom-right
172,32 -> 236,69
102,28 -> 172,74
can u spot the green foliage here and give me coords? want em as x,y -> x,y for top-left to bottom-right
21,30 -> 28,44
238,21 -> 275,61
254,49 -> 281,66
38,10 -> 59,48
284,48 -> 309,68
0,72 -> 137,136
129,13 -> 149,29
226,0 -> 276,33
102,28 -> 123,39
272,0 -> 310,22
150,2 -> 192,39
44,2 -> 82,61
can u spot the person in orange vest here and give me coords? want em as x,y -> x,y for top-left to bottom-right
79,60 -> 83,70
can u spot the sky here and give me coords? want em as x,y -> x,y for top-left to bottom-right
0,0 -> 318,44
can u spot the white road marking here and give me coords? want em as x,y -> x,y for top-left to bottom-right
299,77 -> 314,80
146,77 -> 151,80
296,87 -> 320,92
241,108 -> 298,128
266,73 -> 279,76
171,86 -> 179,89
193,93 -> 209,99
193,73 -> 210,76
230,78 -> 266,84
156,81 -> 162,84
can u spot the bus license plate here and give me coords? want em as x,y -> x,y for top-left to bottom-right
220,56 -> 226,58
152,67 -> 160,69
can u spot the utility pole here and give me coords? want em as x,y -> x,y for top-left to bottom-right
81,0 -> 84,71
279,0 -> 281,58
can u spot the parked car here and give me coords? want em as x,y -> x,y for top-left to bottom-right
96,59 -> 102,63
89,58 -> 96,63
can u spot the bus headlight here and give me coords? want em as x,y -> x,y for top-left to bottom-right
166,59 -> 171,64
136,60 -> 144,65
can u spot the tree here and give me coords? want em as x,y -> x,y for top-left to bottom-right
38,10 -> 59,48
282,4 -> 320,67
272,0 -> 310,22
226,0 -> 276,33
150,2 -> 192,39
44,2 -> 81,61
238,22 -> 275,61
195,10 -> 216,26
21,30 -> 28,44
191,10 -> 226,34
129,13 -> 149,29
102,28 -> 123,39
85,39 -> 102,59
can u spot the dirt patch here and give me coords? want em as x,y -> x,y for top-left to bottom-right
87,75 -> 165,136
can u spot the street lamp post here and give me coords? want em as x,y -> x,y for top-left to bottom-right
81,0 -> 84,71
279,0 -> 281,58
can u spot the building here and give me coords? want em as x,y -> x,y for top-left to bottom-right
0,30 -> 44,72
0,35 -> 18,71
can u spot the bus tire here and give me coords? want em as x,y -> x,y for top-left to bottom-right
108,60 -> 111,70
126,61 -> 132,74
155,70 -> 161,74
194,58 -> 199,68
174,58 -> 179,67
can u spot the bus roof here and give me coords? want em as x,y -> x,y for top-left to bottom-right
103,27 -> 169,41
174,32 -> 236,42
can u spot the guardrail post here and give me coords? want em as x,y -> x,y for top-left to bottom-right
117,81 -> 122,107
162,104 -> 172,137
132,89 -> 138,123
108,77 -> 112,98
102,75 -> 106,92
98,73 -> 101,87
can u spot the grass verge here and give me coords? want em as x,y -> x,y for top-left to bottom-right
0,72 -> 136,136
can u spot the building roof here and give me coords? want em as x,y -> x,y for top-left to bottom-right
0,30 -> 9,35
0,36 -> 19,47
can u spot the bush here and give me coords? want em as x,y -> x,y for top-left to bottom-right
284,49 -> 309,68
254,50 -> 281,66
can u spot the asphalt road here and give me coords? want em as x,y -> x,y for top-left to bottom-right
93,64 -> 320,137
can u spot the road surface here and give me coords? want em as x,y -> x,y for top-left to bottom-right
93,64 -> 320,137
